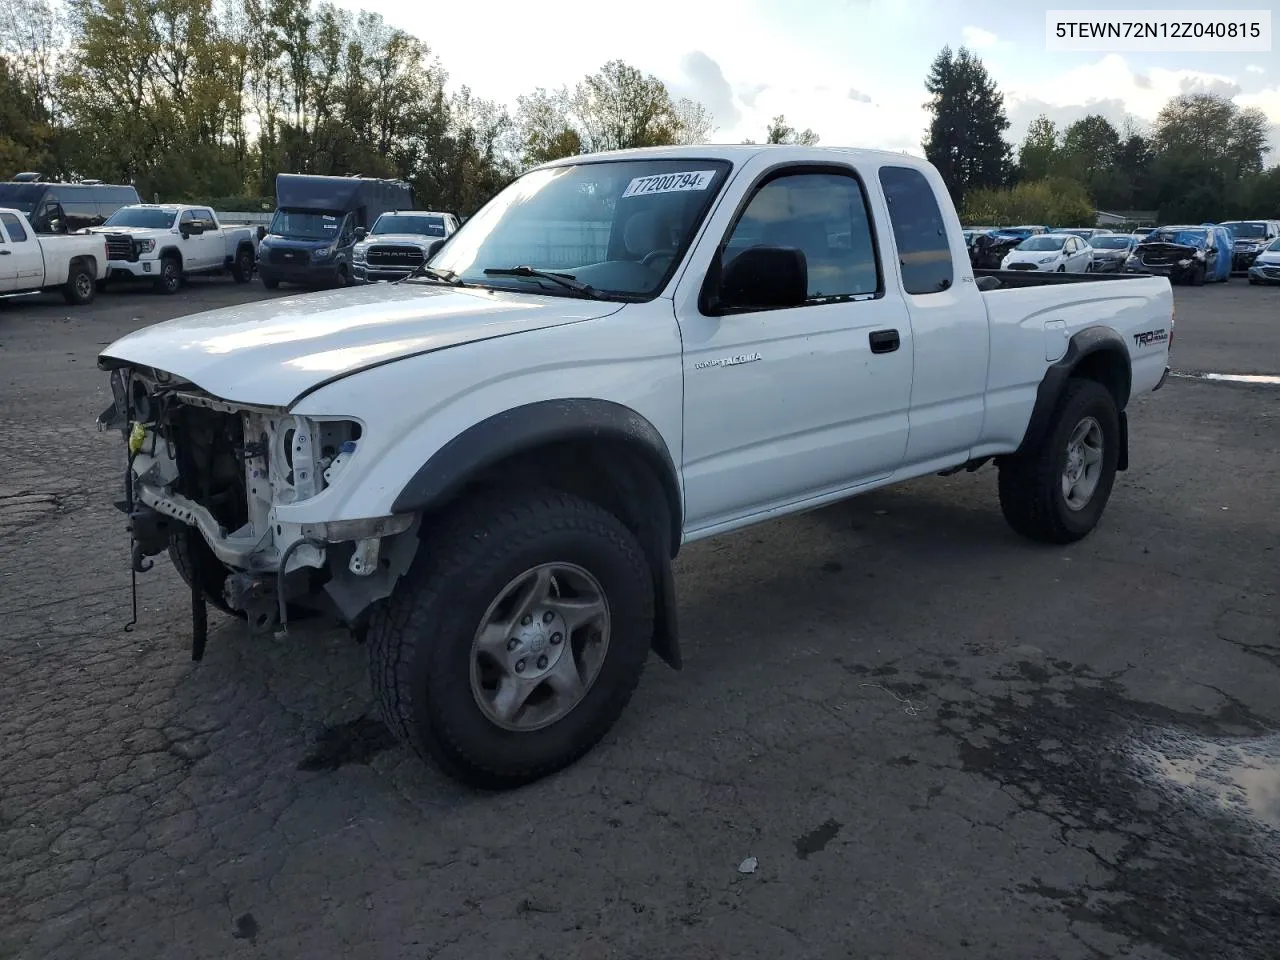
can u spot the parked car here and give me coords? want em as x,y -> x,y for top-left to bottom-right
1220,220 -> 1280,274
1247,237 -> 1280,285
352,210 -> 460,283
1087,234 -> 1137,273
87,204 -> 259,294
1126,225 -> 1230,285
258,174 -> 414,289
1060,228 -> 1113,242
97,144 -> 1173,788
0,177 -> 141,234
968,230 -> 1025,269
0,207 -> 108,304
1001,232 -> 1094,272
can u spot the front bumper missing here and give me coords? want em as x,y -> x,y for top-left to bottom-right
135,480 -> 413,576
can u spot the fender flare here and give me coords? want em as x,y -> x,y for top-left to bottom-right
1014,325 -> 1132,467
157,245 -> 183,267
390,399 -> 685,668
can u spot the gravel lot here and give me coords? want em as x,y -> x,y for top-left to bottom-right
2,275 -> 1278,960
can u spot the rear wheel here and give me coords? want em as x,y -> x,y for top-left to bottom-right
368,488 -> 654,789
997,378 -> 1120,545
1056,265 -> 1066,272
63,261 -> 95,305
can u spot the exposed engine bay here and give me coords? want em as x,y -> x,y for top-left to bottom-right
97,364 -> 417,653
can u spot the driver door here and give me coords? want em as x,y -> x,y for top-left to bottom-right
673,161 -> 914,534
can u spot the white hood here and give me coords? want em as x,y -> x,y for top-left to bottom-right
99,283 -> 622,407
1255,250 -> 1280,265
357,233 -> 441,247
87,225 -> 169,237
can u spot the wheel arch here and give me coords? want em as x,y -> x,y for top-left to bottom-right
158,245 -> 183,266
1014,325 -> 1132,468
390,399 -> 685,668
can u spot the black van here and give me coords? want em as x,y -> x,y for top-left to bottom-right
258,174 -> 414,288
0,178 -> 142,234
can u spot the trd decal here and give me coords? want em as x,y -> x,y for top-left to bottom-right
1133,329 -> 1169,347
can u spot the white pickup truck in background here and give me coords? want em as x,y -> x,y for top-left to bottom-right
89,204 -> 259,294
0,207 -> 108,304
98,145 -> 1173,789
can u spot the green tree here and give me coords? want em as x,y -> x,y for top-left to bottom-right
572,60 -> 693,152
513,87 -> 582,167
961,177 -> 1095,227
922,45 -> 1012,205
1016,115 -> 1057,182
760,114 -> 819,145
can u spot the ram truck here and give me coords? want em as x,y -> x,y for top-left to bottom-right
352,210 -> 460,283
89,205 -> 258,294
0,207 -> 107,304
96,145 -> 1173,789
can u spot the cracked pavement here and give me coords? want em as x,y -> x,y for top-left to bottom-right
1,277 -> 1278,959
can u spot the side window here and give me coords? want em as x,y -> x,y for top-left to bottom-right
179,210 -> 195,230
1,213 -> 29,242
878,165 -> 954,295
722,170 -> 879,301
195,208 -> 216,228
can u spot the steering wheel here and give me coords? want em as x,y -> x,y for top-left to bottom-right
642,249 -> 677,268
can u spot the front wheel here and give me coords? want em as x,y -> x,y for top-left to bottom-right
997,378 -> 1120,545
261,274 -> 280,290
155,256 -> 181,295
368,488 -> 655,789
231,247 -> 254,283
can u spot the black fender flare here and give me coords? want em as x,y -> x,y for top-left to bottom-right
1014,325 -> 1132,469
390,399 -> 685,669
157,246 -> 183,267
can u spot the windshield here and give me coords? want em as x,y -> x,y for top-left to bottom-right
269,209 -> 345,240
429,159 -> 733,299
1092,236 -> 1133,250
1223,222 -> 1267,239
104,208 -> 176,229
1145,229 -> 1206,247
1016,236 -> 1066,251
0,184 -> 43,214
372,214 -> 445,237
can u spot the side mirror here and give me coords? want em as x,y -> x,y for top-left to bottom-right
426,238 -> 446,259
354,227 -> 367,241
49,219 -> 63,233
256,225 -> 266,241
715,246 -> 808,311
188,222 -> 205,235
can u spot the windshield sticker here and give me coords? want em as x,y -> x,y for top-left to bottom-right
622,170 -> 717,198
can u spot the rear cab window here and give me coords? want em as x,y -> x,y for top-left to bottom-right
1,213 -> 29,242
877,165 -> 954,295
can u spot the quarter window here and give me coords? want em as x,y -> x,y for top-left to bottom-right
723,170 -> 880,301
1,213 -> 29,242
878,165 -> 954,295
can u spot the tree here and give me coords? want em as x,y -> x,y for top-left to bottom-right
1016,115 -> 1057,182
513,87 -> 582,167
572,59 -> 693,153
1151,93 -> 1271,178
764,114 -> 819,145
961,177 -> 1095,227
1059,115 -> 1120,182
922,45 -> 1012,205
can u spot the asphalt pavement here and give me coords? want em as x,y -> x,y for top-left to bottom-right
1,275 -> 1278,960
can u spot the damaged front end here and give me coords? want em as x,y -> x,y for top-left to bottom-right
96,363 -> 417,658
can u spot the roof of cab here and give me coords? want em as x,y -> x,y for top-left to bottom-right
537,143 -> 933,171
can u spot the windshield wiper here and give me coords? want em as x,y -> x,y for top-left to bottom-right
399,262 -> 465,286
482,265 -> 597,296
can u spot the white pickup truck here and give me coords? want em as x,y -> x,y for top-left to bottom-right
0,207 -> 107,304
89,204 -> 258,294
96,146 -> 1173,788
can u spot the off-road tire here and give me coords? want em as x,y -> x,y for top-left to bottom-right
63,261 -> 95,305
367,488 -> 655,789
997,378 -> 1120,545
231,246 -> 254,283
155,256 -> 181,295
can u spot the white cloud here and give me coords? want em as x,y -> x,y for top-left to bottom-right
961,26 -> 998,49
1246,65 -> 1266,75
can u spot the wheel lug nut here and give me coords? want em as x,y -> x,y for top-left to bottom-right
515,659 -> 526,673
506,638 -> 520,651
543,611 -> 555,623
520,615 -> 532,626
537,656 -> 548,669
550,632 -> 562,645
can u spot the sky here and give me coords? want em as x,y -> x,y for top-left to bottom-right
336,0 -> 1279,158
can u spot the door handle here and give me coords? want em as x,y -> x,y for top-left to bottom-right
0,250 -> 10,255
869,329 -> 900,354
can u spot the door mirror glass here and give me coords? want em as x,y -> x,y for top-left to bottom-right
354,226 -> 367,241
187,222 -> 204,235
716,246 -> 808,311
256,225 -> 266,241
426,237 -> 446,259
